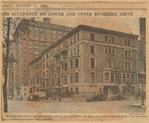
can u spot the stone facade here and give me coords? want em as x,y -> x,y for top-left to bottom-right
29,25 -> 139,100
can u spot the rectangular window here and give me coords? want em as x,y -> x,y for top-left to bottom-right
105,73 -> 109,83
90,33 -> 94,41
51,68 -> 54,75
64,75 -> 67,84
64,63 -> 67,71
75,73 -> 79,83
128,61 -> 131,70
123,74 -> 126,83
128,50 -> 131,57
77,33 -> 79,41
125,39 -> 127,46
71,38 -> 73,45
125,61 -> 127,69
109,60 -> 112,67
91,72 -> 95,83
108,36 -> 111,43
128,39 -> 130,46
132,74 -> 134,84
105,36 -> 107,42
43,72 -> 45,77
90,46 -> 94,54
111,73 -> 114,83
75,58 -> 79,67
71,49 -> 73,55
112,37 -> 115,43
71,60 -> 73,68
125,50 -> 127,57
74,36 -> 76,43
127,74 -> 130,83
77,46 -> 79,53
40,80 -> 42,87
43,81 -> 45,87
70,73 -> 73,83
47,70 -> 49,77
37,79 -> 39,84
37,87 -> 39,92
75,87 -> 79,94
74,48 -> 76,55
91,58 -> 95,67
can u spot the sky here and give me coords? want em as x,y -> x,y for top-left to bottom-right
34,12 -> 141,36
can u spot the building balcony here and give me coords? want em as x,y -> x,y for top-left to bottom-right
61,58 -> 69,62
53,50 -> 61,57
61,46 -> 68,54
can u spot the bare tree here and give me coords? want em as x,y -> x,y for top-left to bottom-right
3,17 -> 32,112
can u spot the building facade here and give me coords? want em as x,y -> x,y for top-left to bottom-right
137,18 -> 146,93
29,25 -> 139,100
11,18 -> 73,100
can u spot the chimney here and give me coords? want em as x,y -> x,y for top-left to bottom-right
43,18 -> 50,23
140,18 -> 146,41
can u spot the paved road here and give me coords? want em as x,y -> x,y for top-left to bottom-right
8,100 -> 146,113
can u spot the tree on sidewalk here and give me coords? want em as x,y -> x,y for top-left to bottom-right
3,17 -> 32,112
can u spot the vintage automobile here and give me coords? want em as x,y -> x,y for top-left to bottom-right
86,93 -> 107,102
27,95 -> 39,101
108,93 -> 127,101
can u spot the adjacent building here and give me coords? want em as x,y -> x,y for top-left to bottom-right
29,25 -> 139,100
137,18 -> 146,93
11,18 -> 73,99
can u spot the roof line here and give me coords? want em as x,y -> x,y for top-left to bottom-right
29,24 -> 139,65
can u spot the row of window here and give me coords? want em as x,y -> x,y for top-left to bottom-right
71,33 -> 79,45
71,46 -> 79,56
105,36 -> 115,43
42,57 -> 131,78
104,47 -> 116,54
122,73 -> 135,83
125,50 -> 131,58
105,73 -> 117,83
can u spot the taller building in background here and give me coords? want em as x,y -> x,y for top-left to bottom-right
137,18 -> 146,93
12,18 -> 73,99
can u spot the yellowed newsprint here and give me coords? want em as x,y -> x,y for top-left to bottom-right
0,0 -> 148,122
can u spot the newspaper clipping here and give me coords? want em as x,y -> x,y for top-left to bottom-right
1,0 -> 148,122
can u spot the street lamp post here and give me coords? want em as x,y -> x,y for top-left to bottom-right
58,81 -> 62,102
141,78 -> 144,106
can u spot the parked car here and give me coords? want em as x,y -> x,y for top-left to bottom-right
27,95 -> 39,101
86,93 -> 107,102
108,94 -> 127,101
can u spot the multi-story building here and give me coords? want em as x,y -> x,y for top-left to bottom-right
137,18 -> 146,93
12,18 -> 73,99
29,25 -> 139,100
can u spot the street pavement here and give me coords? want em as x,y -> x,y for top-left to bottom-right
8,100 -> 146,113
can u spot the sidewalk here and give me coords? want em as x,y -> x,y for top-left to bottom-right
130,103 -> 146,108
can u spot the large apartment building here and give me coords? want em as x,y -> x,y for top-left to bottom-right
12,18 -> 73,99
29,25 -> 139,100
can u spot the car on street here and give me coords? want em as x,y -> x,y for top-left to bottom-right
86,93 -> 107,102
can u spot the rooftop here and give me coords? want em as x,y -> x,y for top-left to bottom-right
29,24 -> 139,65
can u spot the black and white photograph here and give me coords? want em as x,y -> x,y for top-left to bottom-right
1,0 -> 148,122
